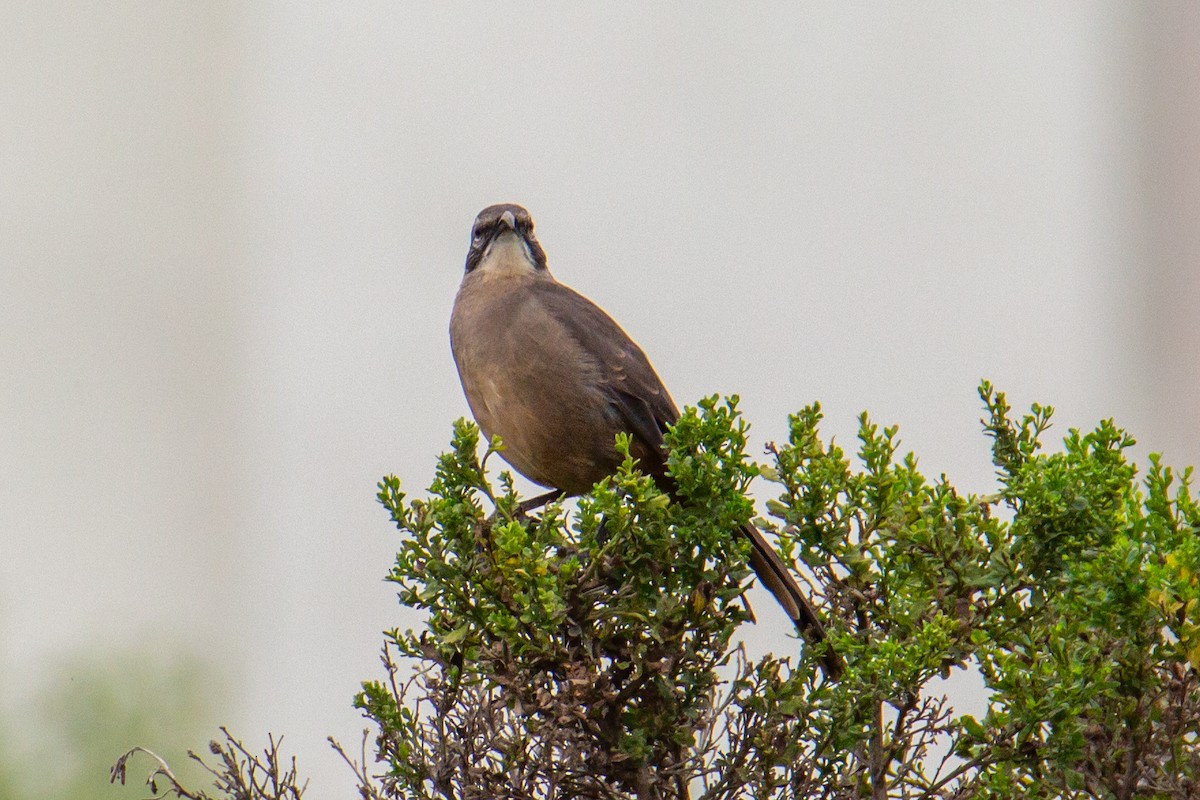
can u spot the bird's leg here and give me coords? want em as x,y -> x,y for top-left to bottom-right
485,490 -> 565,525
514,489 -> 566,518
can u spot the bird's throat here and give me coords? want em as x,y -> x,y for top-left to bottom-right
478,233 -> 539,277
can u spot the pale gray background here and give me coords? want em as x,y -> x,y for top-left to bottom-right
2,4 -> 1198,796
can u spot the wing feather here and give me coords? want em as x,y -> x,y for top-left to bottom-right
527,281 -> 679,456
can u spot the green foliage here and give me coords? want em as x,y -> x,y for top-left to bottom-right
962,383 -> 1200,798
108,384 -> 1199,800
347,383 -> 1200,799
363,399 -> 758,797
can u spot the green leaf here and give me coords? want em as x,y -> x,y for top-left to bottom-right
441,622 -> 472,645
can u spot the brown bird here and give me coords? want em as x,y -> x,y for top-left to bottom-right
449,203 -> 842,680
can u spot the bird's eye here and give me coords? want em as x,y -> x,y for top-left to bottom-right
472,228 -> 485,245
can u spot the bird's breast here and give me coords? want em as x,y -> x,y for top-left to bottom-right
450,274 -> 617,493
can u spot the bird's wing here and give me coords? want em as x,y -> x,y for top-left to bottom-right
525,282 -> 841,679
528,280 -> 679,457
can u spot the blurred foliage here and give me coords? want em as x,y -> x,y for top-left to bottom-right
2,646 -> 220,800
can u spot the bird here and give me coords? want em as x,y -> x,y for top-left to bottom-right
449,203 -> 842,680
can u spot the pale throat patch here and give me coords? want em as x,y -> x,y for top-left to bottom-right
479,232 -> 539,277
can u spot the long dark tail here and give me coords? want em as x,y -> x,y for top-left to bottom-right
740,523 -> 844,681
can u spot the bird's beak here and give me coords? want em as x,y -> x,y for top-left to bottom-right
499,210 -> 517,231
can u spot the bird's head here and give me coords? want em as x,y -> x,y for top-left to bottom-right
464,203 -> 549,277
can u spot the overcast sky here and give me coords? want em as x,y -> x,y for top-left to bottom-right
2,4 -> 1197,796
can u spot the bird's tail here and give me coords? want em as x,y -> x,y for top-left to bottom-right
740,523 -> 844,681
